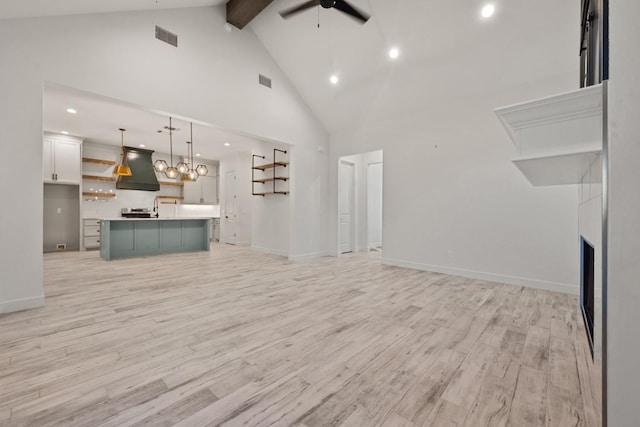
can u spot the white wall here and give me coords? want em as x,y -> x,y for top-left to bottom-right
330,75 -> 580,294
251,141 -> 291,256
606,0 -> 640,423
0,6 -> 328,313
288,143 -> 331,261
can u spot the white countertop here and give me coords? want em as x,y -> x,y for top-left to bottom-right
99,217 -> 212,221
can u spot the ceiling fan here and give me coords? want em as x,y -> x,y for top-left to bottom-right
279,0 -> 370,24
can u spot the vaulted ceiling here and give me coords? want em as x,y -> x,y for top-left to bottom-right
0,0 -> 226,20
250,0 -> 578,133
1,0 -> 578,136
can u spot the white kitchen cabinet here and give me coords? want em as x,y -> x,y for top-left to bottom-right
183,175 -> 218,204
43,133 -> 83,184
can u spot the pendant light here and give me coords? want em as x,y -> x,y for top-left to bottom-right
153,119 -> 168,173
194,123 -> 209,177
185,123 -> 199,181
113,128 -> 132,176
176,155 -> 189,175
163,117 -> 179,179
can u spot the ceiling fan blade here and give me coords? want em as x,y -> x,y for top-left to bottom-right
332,0 -> 370,23
279,0 -> 321,19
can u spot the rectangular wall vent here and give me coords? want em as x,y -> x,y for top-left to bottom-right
155,25 -> 178,47
259,74 -> 272,88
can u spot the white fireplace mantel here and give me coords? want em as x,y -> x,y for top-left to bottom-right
495,84 -> 604,186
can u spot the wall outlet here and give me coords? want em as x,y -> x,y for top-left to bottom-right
56,244 -> 66,250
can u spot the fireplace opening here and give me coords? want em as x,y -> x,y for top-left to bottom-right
580,236 -> 595,358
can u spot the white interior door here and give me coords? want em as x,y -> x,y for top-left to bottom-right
224,170 -> 238,245
339,161 -> 355,254
367,162 -> 383,250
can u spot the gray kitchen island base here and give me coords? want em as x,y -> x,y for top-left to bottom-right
100,218 -> 211,260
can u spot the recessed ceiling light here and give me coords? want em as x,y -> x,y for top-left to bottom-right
330,75 -> 339,85
60,131 -> 69,135
196,153 -> 201,157
139,144 -> 146,148
481,4 -> 495,18
224,142 -> 231,147
389,48 -> 400,59
66,108 -> 77,114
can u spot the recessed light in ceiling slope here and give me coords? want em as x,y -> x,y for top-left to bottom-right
224,142 -> 231,147
389,48 -> 400,59
61,131 -> 69,135
330,75 -> 339,85
66,108 -> 77,114
481,4 -> 495,18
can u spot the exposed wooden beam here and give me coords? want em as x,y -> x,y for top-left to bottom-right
226,0 -> 274,29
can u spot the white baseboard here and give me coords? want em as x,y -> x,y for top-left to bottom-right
252,245 -> 288,257
0,295 -> 45,314
289,251 -> 332,262
382,258 -> 578,295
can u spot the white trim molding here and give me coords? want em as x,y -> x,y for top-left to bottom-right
289,251 -> 332,262
251,245 -> 288,257
495,84 -> 604,186
0,295 -> 45,314
383,258 -> 578,295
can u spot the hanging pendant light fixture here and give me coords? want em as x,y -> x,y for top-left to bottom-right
113,128 -> 132,176
176,155 -> 189,175
164,117 -> 179,179
185,123 -> 199,181
193,122 -> 209,177
153,119 -> 168,173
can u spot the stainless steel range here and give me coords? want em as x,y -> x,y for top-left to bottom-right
121,208 -> 152,218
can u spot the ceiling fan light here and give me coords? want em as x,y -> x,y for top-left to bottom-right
196,164 -> 209,176
154,159 -> 168,172
165,167 -> 178,179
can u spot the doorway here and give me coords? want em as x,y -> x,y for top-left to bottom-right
339,161 -> 355,254
338,150 -> 383,255
367,162 -> 383,250
225,170 -> 238,245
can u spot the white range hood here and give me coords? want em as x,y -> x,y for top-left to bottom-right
495,84 -> 604,186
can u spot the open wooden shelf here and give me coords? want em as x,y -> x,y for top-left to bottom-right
82,157 -> 116,165
252,177 -> 288,183
82,174 -> 116,182
252,161 -> 289,171
159,181 -> 184,187
252,149 -> 289,196
155,195 -> 184,200
82,192 -> 116,198
253,191 -> 289,196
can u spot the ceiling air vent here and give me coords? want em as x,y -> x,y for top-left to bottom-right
155,25 -> 178,47
259,74 -> 272,89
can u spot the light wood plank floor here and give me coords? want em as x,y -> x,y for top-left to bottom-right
0,245 -> 600,426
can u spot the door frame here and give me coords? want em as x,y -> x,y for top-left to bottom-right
224,169 -> 238,245
338,159 -> 356,255
367,161 -> 383,251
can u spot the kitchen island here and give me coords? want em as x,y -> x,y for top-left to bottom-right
99,218 -> 210,260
